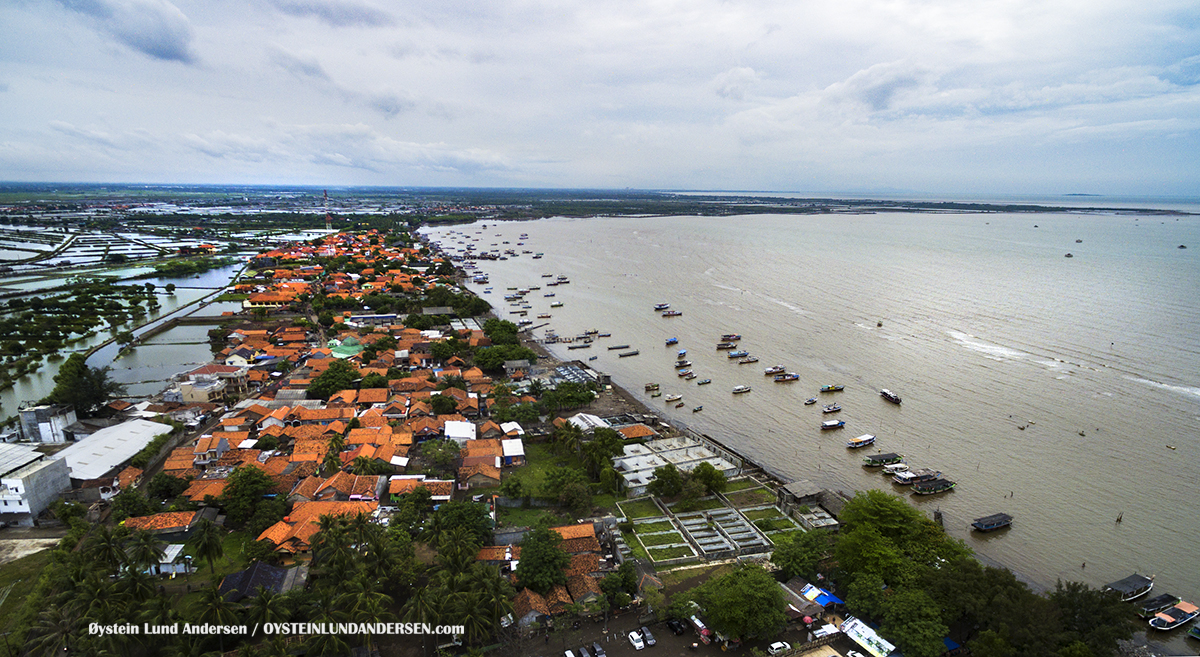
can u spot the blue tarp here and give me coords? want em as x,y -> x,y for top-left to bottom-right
815,591 -> 845,606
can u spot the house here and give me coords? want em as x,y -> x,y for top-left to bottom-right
512,588 -> 551,629
218,561 -> 308,602
18,404 -> 78,443
387,476 -> 453,504
256,500 -> 378,556
501,438 -> 526,467
0,443 -> 71,527
122,510 -> 204,540
550,523 -> 601,554
443,420 -> 477,445
54,419 -> 173,485
192,434 -> 230,469
458,463 -> 500,489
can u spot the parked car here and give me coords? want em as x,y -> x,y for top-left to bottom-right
640,626 -> 656,646
628,630 -> 645,650
591,641 -> 607,657
666,619 -> 687,635
768,641 -> 792,655
578,647 -> 592,657
564,651 -> 576,657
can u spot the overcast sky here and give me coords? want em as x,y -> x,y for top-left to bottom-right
1,0 -> 1198,195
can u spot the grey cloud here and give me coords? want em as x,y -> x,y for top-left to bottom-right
368,92 -> 416,118
54,0 -> 197,63
269,0 -> 394,27
49,120 -> 127,149
711,67 -> 760,100
270,46 -> 331,81
824,61 -> 929,111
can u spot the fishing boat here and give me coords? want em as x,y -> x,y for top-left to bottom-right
677,349 -> 687,357
847,434 -> 876,449
738,356 -> 759,364
732,385 -> 752,394
820,419 -> 845,430
537,314 -> 551,319
684,372 -> 697,380
720,333 -> 742,341
608,344 -> 631,350
774,373 -> 800,382
882,462 -> 909,475
675,360 -> 692,368
822,404 -> 842,413
619,350 -> 640,357
544,292 -> 556,297
654,303 -> 671,311
912,479 -> 957,495
692,405 -> 703,412
697,379 -> 711,385
716,342 -> 737,350
820,384 -> 845,392
804,397 -> 818,405
677,369 -> 693,377
894,468 -> 942,485
665,337 -> 678,345
880,389 -> 902,404
551,301 -> 563,308
675,402 -> 686,408
1104,574 -> 1155,602
1149,601 -> 1199,630
588,355 -> 598,361
645,383 -> 660,391
567,343 -> 591,350
727,350 -> 749,358
662,310 -> 682,317
665,394 -> 683,402
764,365 -> 786,375
598,332 -> 611,338
863,452 -> 905,467
1138,594 -> 1182,619
651,391 -> 662,398
971,513 -> 1014,532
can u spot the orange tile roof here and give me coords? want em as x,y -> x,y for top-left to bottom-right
617,424 -> 657,440
123,511 -> 197,532
184,479 -> 228,502
116,466 -> 142,490
551,523 -> 597,541
477,545 -> 520,561
459,463 -> 500,482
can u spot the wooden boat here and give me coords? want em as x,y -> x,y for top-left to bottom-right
675,360 -> 692,368
971,513 -> 1013,532
863,452 -> 904,467
912,478 -> 956,495
1104,574 -> 1155,602
727,350 -> 749,358
645,383 -> 660,392
894,468 -> 942,485
716,342 -> 737,350
847,434 -> 876,449
677,369 -> 692,377
608,344 -> 631,350
1137,594 -> 1181,619
684,372 -> 697,380
774,373 -> 800,382
537,314 -> 551,319
651,392 -> 662,398
738,356 -> 759,364
662,310 -> 682,317
822,404 -> 841,413
820,384 -> 845,392
692,405 -> 703,412
1149,601 -> 1199,630
732,385 -> 752,394
619,350 -> 640,357
764,365 -> 786,375
1190,624 -> 1200,640
675,402 -> 685,408
550,301 -> 563,308
882,462 -> 909,475
587,355 -> 598,361
654,303 -> 671,311
804,397 -> 818,405
820,419 -> 845,430
665,337 -> 678,345
720,333 -> 742,341
567,343 -> 591,350
880,389 -> 902,404
697,379 -> 711,385
665,394 -> 683,402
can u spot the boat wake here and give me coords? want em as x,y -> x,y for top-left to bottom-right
947,330 -> 1032,362
1128,376 -> 1200,401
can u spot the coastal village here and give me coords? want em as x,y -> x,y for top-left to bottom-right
0,221 -> 1174,657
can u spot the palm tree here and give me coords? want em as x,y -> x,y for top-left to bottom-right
304,589 -> 351,657
24,604 -> 78,657
351,594 -> 395,654
321,448 -> 342,476
245,586 -> 288,626
188,518 -> 224,580
121,568 -> 158,603
125,530 -> 164,575
193,585 -> 240,652
87,525 -> 128,574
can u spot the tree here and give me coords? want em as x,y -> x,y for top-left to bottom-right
424,500 -> 491,546
430,394 -> 458,415
691,564 -> 786,641
421,438 -> 461,471
361,372 -> 389,388
646,463 -> 684,497
516,527 -> 570,594
189,518 -> 224,578
146,472 -> 189,501
771,529 -> 834,581
1049,580 -> 1138,657
690,461 -> 727,494
110,488 -> 154,522
882,588 -> 950,657
219,465 -> 276,528
42,353 -> 126,417
307,359 -> 360,399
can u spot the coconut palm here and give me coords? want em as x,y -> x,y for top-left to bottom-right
321,448 -> 342,476
86,525 -> 128,574
245,586 -> 288,626
24,604 -> 78,657
193,585 -> 240,653
124,530 -> 165,574
188,518 -> 224,580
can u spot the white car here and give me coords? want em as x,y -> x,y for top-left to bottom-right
628,630 -> 645,650
848,652 -> 866,657
768,641 -> 792,655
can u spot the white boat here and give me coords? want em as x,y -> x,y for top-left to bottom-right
847,434 -> 876,449
732,385 -> 752,394
820,419 -> 845,430
665,394 -> 683,402
882,462 -> 909,475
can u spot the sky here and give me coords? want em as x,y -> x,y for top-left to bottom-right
1,0 -> 1199,196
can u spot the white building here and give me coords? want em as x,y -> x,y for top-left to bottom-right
18,404 -> 77,443
443,420 -> 477,445
0,443 -> 71,527
53,419 -> 173,483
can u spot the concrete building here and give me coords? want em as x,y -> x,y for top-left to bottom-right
611,435 -> 742,497
0,443 -> 71,527
18,404 -> 77,443
53,419 -> 173,484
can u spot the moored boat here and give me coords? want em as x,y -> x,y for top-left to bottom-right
619,350 -> 640,357
697,379 -> 711,385
863,452 -> 905,467
588,355 -> 598,361
692,405 -> 703,412
880,389 -> 902,404
665,337 -> 678,345
764,365 -> 786,375
651,391 -> 662,398
551,301 -> 563,307
1149,601 -> 1199,630
677,369 -> 692,377
662,310 -> 682,317
971,513 -> 1013,532
738,356 -> 759,364
645,383 -> 660,391
677,349 -> 687,357
608,344 -> 631,350
567,343 -> 591,350
675,360 -> 692,368
1189,624 -> 1200,639
1104,574 -> 1155,602
684,372 -> 697,380
820,384 -> 845,392
820,419 -> 845,430
882,462 -> 909,475
847,434 -> 876,449
732,385 -> 752,394
912,478 -> 956,495
1137,593 -> 1181,619
727,350 -> 749,358
804,397 -> 817,405
654,303 -> 671,311
716,342 -> 737,350
774,372 -> 800,382
720,333 -> 742,341
675,402 -> 685,408
893,468 -> 942,485
665,394 -> 683,402
822,404 -> 841,413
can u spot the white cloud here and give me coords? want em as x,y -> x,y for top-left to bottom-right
53,0 -> 197,63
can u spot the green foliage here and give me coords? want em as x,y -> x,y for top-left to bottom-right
1049,580 -> 1138,657
771,529 -> 834,581
361,372 -> 389,388
690,461 -> 727,494
42,353 -> 127,417
218,465 -> 277,529
421,438 -> 461,471
110,489 -> 154,522
130,431 -> 171,468
473,343 -> 537,373
691,564 -> 786,640
882,588 -> 950,657
307,359 -> 361,399
425,500 -> 491,546
647,463 -> 684,497
50,499 -> 85,523
516,527 -> 570,595
430,394 -> 458,415
146,472 -> 189,501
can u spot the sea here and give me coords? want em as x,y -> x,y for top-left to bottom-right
423,204 -> 1200,650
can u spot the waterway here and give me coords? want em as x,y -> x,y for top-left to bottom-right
424,209 -> 1200,650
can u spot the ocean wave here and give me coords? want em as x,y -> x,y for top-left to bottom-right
1129,376 -> 1200,400
947,330 -> 1030,361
